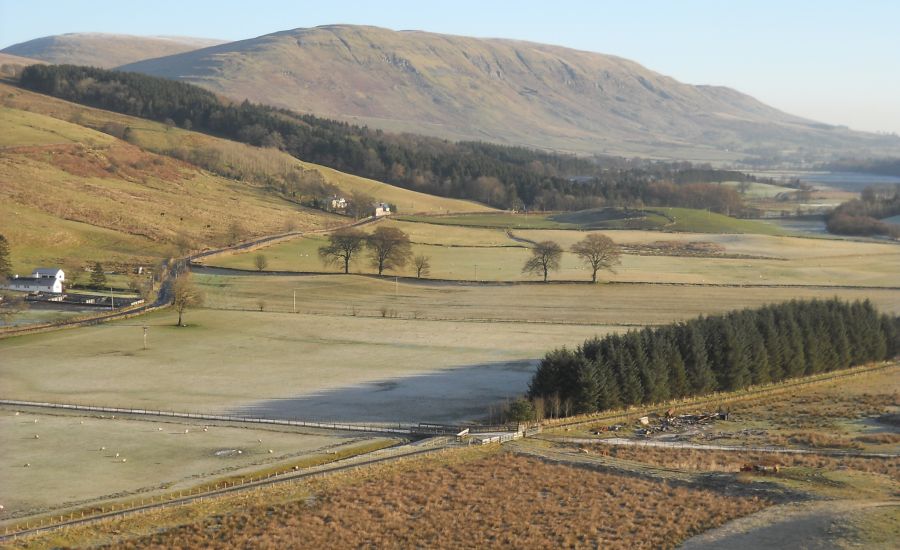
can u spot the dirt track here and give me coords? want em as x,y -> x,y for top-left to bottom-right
679,500 -> 898,549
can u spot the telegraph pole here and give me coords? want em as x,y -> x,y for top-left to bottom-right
143,326 -> 149,350
293,290 -> 297,313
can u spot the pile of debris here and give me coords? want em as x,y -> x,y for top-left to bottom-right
632,410 -> 729,436
740,463 -> 779,475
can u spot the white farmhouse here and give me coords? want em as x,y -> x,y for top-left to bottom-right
32,268 -> 65,283
374,203 -> 392,217
4,267 -> 65,294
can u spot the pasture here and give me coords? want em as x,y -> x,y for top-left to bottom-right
399,207 -> 788,234
204,219 -> 900,286
0,409 -> 388,521
2,274 -> 898,425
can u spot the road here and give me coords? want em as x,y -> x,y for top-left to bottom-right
0,217 -> 380,338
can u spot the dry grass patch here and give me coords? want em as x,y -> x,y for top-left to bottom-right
108,454 -> 767,549
582,446 -> 899,478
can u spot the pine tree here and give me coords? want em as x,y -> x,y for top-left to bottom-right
89,262 -> 107,288
681,323 -> 715,395
573,361 -> 600,414
594,359 -> 622,411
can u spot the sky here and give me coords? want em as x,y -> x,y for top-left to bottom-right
1,0 -> 898,134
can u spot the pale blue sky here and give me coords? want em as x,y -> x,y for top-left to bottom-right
1,0 -> 898,133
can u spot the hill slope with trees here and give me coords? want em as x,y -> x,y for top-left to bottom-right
18,64 -> 769,212
117,25 -> 900,161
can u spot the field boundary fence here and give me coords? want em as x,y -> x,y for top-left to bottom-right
539,361 -> 898,432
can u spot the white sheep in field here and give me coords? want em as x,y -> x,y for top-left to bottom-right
115,453 -> 120,458
33,419 -> 38,423
100,446 -> 106,451
158,427 -> 163,431
257,439 -> 262,444
268,449 -> 274,454
24,463 -> 30,467
34,434 -> 39,439
15,411 -> 19,416
203,426 -> 209,432
184,429 -> 190,434
121,458 -> 127,463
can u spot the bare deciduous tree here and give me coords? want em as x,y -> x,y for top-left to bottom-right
172,274 -> 204,327
571,234 -> 620,283
413,254 -> 431,279
318,228 -> 366,274
254,253 -> 269,272
367,226 -> 412,276
522,240 -> 563,282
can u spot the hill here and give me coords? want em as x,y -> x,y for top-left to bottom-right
0,82 -> 487,271
1,33 -> 225,68
119,25 -> 900,162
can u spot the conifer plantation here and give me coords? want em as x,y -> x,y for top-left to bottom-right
529,299 -> 900,416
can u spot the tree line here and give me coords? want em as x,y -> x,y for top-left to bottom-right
825,185 -> 900,238
19,64 -> 760,212
527,299 -> 900,418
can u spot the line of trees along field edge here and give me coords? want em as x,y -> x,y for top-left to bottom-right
527,299 -> 900,418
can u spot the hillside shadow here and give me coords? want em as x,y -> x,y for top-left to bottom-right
230,360 -> 537,425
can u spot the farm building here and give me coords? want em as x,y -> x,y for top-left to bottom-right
375,203 -> 392,217
3,267 -> 65,293
331,196 -> 348,210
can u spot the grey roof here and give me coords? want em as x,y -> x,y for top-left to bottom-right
9,277 -> 56,287
33,267 -> 63,276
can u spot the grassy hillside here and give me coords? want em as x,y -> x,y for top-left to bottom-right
1,33 -> 224,68
119,25 -> 900,161
0,102 -> 339,271
1,82 -> 491,214
0,83 -> 491,270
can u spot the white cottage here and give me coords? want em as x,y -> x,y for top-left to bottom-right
4,267 -> 65,294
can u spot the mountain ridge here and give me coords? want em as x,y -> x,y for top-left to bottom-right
2,33 -> 226,68
7,26 -> 899,161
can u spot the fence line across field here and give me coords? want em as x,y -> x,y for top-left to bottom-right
0,399 -> 517,437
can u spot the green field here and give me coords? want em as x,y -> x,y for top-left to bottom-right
205,220 -> 900,286
0,409 -> 388,520
2,274 -> 898,416
398,207 -> 788,235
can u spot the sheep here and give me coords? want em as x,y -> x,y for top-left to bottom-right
80,420 -> 84,424
33,419 -> 38,423
257,439 -> 262,444
203,426 -> 209,432
34,434 -> 40,439
158,427 -> 163,431
24,463 -> 30,467
115,453 -> 120,458
237,450 -> 242,454
184,429 -> 190,434
121,458 -> 127,463
268,449 -> 274,454
100,446 -> 106,451
14,411 -> 19,416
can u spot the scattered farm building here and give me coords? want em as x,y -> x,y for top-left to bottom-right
331,196 -> 348,210
375,203 -> 392,217
4,268 -> 65,293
